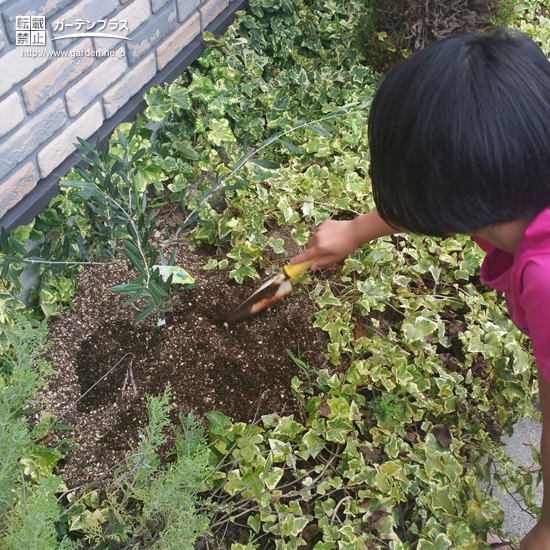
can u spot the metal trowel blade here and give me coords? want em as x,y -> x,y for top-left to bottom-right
226,273 -> 293,323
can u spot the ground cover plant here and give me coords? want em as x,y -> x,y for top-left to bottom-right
2,0 -> 550,548
356,0 -> 518,70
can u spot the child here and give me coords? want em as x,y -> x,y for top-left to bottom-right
291,28 -> 550,550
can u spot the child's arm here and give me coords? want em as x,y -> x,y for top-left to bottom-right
291,211 -> 401,269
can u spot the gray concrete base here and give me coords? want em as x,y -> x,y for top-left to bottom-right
497,417 -> 542,540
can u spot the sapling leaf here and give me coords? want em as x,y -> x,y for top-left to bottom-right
309,124 -> 330,137
232,154 -> 250,172
8,237 -> 28,256
14,408 -> 41,416
60,180 -> 95,191
131,147 -> 147,165
110,283 -> 146,293
56,445 -> 79,453
127,120 -> 137,142
148,278 -> 168,300
50,424 -> 76,431
0,226 -> 9,253
75,137 -> 95,153
261,131 -> 284,148
250,159 -> 280,169
62,235 -> 70,259
122,239 -> 143,260
134,306 -> 155,322
169,248 -> 178,265
232,176 -> 249,188
54,437 -> 79,446
278,139 -> 305,154
124,290 -> 147,306
161,273 -> 174,293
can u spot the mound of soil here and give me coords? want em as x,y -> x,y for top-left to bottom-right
43,244 -> 328,487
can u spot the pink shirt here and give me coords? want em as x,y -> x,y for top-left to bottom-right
474,208 -> 550,382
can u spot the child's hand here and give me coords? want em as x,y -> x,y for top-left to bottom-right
291,219 -> 365,270
291,211 -> 400,270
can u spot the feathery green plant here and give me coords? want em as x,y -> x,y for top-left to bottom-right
0,315 -> 78,549
69,385 -> 211,548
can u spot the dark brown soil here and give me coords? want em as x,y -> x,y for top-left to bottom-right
43,243 -> 328,488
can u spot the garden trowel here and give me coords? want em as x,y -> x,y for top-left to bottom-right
226,257 -> 317,323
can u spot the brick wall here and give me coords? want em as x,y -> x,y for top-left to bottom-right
0,0 -> 242,228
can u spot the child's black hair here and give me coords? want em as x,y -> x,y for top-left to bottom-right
368,28 -> 550,236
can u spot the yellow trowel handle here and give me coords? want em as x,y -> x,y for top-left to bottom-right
283,257 -> 319,279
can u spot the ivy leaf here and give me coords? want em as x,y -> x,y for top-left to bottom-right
133,164 -> 166,193
168,82 -> 191,109
417,534 -> 452,550
168,174 -> 187,193
272,416 -> 305,440
38,209 -> 62,229
403,316 -> 438,342
155,156 -> 179,173
172,140 -> 199,160
262,467 -> 284,490
269,237 -> 285,254
207,119 -> 237,146
224,470 -> 243,495
229,264 -> 259,284
21,448 -> 63,480
277,197 -> 296,223
506,340 -> 531,374
204,411 -> 232,437
144,88 -> 172,121
317,284 -> 341,308
241,472 -> 264,496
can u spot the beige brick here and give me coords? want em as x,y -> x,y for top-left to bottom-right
127,4 -> 177,65
0,93 -> 25,139
21,39 -> 94,114
177,0 -> 199,22
0,100 -> 66,181
66,48 -> 127,117
0,163 -> 37,219
0,40 -> 52,97
156,12 -> 200,70
103,54 -> 156,118
200,0 -> 228,27
37,102 -> 104,178
94,0 -> 151,51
